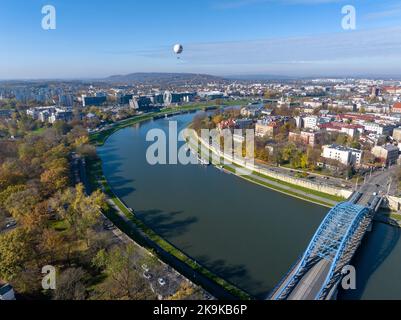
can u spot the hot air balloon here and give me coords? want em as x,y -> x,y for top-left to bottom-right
173,44 -> 183,59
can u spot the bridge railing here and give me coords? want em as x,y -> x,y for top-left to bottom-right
266,255 -> 302,300
316,205 -> 371,299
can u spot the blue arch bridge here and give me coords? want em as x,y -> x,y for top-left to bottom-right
269,188 -> 384,301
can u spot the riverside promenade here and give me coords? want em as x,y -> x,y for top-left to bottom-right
187,130 -> 350,207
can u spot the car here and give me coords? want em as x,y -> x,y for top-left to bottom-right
158,278 -> 166,286
103,221 -> 114,230
373,192 -> 378,196
142,264 -> 150,272
5,221 -> 16,229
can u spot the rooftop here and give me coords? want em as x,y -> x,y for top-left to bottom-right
324,144 -> 362,152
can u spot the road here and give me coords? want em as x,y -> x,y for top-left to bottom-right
259,161 -> 353,190
356,166 -> 398,207
287,259 -> 331,300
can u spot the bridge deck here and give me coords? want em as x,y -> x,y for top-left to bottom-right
288,259 -> 331,300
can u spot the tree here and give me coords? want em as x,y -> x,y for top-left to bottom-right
92,245 -> 156,300
53,184 -> 107,245
272,148 -> 284,166
281,143 -> 297,163
0,185 -> 26,212
0,161 -> 26,190
76,144 -> 97,159
168,282 -> 198,300
53,268 -> 87,300
43,144 -> 69,161
255,147 -> 269,162
336,134 -> 349,146
66,126 -> 89,145
4,187 -> 42,219
40,229 -> 64,263
349,140 -> 361,150
40,158 -> 70,194
53,121 -> 72,136
306,147 -> 321,170
0,229 -> 32,281
300,153 -> 309,169
19,200 -> 50,232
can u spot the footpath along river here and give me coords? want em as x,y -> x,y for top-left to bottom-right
98,112 -> 401,299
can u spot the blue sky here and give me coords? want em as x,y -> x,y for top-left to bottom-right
1,0 -> 401,79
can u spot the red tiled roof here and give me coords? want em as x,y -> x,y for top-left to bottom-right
338,113 -> 375,122
393,102 -> 401,110
320,122 -> 363,130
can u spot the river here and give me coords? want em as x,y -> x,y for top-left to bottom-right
98,112 -> 401,300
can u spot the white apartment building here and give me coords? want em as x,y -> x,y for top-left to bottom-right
26,106 -> 55,120
322,144 -> 363,166
303,116 -> 319,130
363,123 -> 395,136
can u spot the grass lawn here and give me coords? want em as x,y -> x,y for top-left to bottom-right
251,171 -> 345,203
50,219 -> 68,232
390,213 -> 401,220
223,165 -> 335,208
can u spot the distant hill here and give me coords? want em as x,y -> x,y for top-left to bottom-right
103,73 -> 227,85
225,74 -> 296,81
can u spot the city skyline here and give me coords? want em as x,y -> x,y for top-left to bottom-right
1,0 -> 401,79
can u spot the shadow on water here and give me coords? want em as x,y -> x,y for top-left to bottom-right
195,254 -> 264,298
107,176 -> 136,197
136,209 -> 198,238
338,220 -> 401,300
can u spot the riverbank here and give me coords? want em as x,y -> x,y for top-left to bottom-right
186,129 -> 345,208
374,212 -> 401,228
90,100 -> 251,146
88,107 -> 252,300
86,156 -> 251,300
